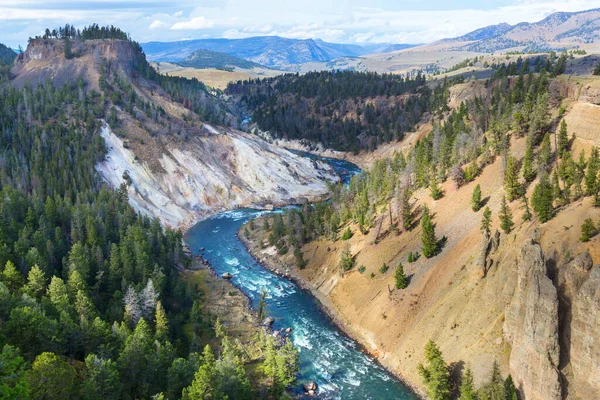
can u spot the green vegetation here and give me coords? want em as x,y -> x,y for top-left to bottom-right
499,195 -> 514,234
421,207 -> 438,258
0,24 -> 300,399
227,71 -> 454,152
418,340 -> 451,400
580,218 -> 597,242
394,263 -> 408,289
481,207 -> 492,236
339,243 -> 355,273
471,184 -> 482,212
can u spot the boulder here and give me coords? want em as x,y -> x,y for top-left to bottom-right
303,381 -> 318,394
222,272 -> 233,279
503,242 -> 561,400
262,316 -> 275,327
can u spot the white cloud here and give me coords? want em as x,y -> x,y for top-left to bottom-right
170,16 -> 214,30
149,20 -> 167,29
173,11 -> 183,17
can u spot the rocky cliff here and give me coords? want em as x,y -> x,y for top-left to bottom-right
503,240 -> 561,400
97,123 -> 337,227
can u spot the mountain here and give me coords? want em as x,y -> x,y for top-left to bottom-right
177,48 -> 265,70
436,8 -> 600,53
142,36 -> 413,69
11,34 -> 337,227
0,43 -> 16,65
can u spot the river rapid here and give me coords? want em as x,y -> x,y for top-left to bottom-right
184,154 -> 416,399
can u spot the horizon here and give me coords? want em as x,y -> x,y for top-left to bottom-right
1,1 -> 599,49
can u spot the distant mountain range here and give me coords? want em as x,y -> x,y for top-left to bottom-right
142,36 -> 416,70
177,49 -> 265,70
437,8 -> 600,53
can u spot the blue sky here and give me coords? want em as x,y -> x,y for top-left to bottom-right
0,0 -> 597,48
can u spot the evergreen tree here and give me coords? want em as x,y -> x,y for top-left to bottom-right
531,175 -> 555,222
421,211 -> 438,258
417,340 -> 451,400
585,147 -> 600,204
0,345 -> 29,399
504,156 -> 522,201
23,265 -> 46,299
478,360 -> 505,400
430,172 -> 443,200
471,184 -> 482,212
580,218 -> 597,242
481,207 -> 492,237
27,352 -> 79,400
81,355 -> 120,400
504,375 -> 518,400
257,290 -> 267,322
182,345 -> 222,400
499,195 -> 514,234
339,243 -> 355,273
154,300 -> 169,341
522,137 -> 536,183
557,119 -> 569,157
459,366 -> 477,400
394,263 -> 408,289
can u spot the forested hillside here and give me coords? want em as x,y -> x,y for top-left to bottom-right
227,71 -> 452,152
0,25 -> 299,399
241,53 -> 600,399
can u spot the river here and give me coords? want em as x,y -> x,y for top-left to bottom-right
184,154 -> 415,399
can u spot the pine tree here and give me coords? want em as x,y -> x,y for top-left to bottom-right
257,290 -> 267,322
585,147 -> 600,204
24,265 -> 46,299
499,195 -> 514,234
155,300 -> 169,341
557,119 -> 569,157
580,218 -> 597,242
430,172 -> 443,200
418,340 -> 451,400
504,375 -> 518,400
401,188 -> 413,230
504,156 -> 522,201
459,366 -> 477,400
531,175 -> 554,222
421,210 -> 438,258
471,184 -> 482,212
182,345 -> 222,400
481,207 -> 492,237
478,360 -> 505,400
394,263 -> 407,289
522,137 -> 536,183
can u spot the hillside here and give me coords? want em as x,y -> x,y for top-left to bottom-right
0,43 -> 16,65
177,48 -> 266,70
11,34 -> 338,228
240,63 -> 600,399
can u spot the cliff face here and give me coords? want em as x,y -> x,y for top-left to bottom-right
97,124 -> 337,227
503,241 -> 561,400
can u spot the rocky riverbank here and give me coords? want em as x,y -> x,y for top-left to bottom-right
237,226 -> 424,399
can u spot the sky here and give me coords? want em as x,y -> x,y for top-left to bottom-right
0,0 -> 599,48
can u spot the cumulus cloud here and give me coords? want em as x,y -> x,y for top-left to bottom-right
149,20 -> 167,29
170,16 -> 214,30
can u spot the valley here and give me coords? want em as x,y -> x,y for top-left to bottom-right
1,5 -> 600,399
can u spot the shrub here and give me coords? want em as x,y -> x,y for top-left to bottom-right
379,263 -> 389,274
358,265 -> 366,274
341,227 -> 353,240
580,218 -> 597,242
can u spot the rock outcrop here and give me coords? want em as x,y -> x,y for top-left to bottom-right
97,124 -> 338,227
504,241 -> 561,400
570,264 -> 600,399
